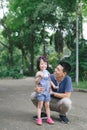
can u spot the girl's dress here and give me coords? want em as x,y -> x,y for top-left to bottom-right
36,69 -> 51,101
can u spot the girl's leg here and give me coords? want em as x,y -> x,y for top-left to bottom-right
37,101 -> 43,118
36,101 -> 43,125
45,101 -> 54,124
45,101 -> 50,118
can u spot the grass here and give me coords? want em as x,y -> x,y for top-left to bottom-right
73,81 -> 87,90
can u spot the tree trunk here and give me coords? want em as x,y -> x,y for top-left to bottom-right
29,34 -> 35,76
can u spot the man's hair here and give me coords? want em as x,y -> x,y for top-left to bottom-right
37,55 -> 49,70
59,61 -> 71,74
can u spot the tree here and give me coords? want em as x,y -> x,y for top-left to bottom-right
0,0 -> 87,79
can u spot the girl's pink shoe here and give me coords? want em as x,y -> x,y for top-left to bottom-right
47,118 -> 54,124
36,118 -> 42,125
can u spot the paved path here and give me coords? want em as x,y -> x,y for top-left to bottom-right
0,78 -> 87,130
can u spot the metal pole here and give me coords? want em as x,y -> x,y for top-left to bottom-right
76,0 -> 79,86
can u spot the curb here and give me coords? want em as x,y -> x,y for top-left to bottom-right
73,88 -> 87,93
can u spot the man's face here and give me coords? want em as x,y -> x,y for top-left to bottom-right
54,64 -> 66,80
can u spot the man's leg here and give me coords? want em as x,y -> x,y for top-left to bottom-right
50,97 -> 60,112
30,92 -> 38,107
57,98 -> 72,114
50,97 -> 72,123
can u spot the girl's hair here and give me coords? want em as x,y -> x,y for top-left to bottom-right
37,55 -> 49,70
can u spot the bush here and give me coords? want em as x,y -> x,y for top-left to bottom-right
0,67 -> 23,79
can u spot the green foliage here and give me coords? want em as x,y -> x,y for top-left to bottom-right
34,2 -> 56,24
54,29 -> 63,53
64,42 -> 87,81
0,67 -> 23,79
0,0 -> 87,79
73,81 -> 87,90
48,53 -> 59,73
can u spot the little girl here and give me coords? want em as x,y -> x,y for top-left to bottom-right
35,56 -> 57,125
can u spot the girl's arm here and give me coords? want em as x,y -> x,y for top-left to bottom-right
35,71 -> 43,84
50,81 -> 58,89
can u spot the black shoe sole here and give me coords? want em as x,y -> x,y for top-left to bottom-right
33,112 -> 47,120
59,115 -> 69,124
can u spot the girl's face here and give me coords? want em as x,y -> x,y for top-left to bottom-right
39,59 -> 47,71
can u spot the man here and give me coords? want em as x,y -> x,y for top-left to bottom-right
30,61 -> 73,124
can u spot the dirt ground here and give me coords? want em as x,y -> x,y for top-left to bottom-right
0,78 -> 87,130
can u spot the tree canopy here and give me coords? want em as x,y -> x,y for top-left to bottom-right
0,0 -> 87,81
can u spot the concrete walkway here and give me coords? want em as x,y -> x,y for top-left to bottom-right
0,78 -> 87,130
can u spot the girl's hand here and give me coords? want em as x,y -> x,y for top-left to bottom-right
35,85 -> 45,93
36,71 -> 43,78
35,71 -> 43,84
54,86 -> 59,89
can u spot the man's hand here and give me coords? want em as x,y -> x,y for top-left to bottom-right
50,89 -> 54,96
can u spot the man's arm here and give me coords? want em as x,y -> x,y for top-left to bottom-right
51,91 -> 71,98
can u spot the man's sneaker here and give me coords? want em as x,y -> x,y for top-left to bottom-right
33,112 -> 47,120
59,115 -> 69,124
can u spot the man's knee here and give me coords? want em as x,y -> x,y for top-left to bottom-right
58,98 -> 72,108
58,98 -> 72,113
50,98 -> 72,113
30,92 -> 37,100
30,92 -> 38,108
